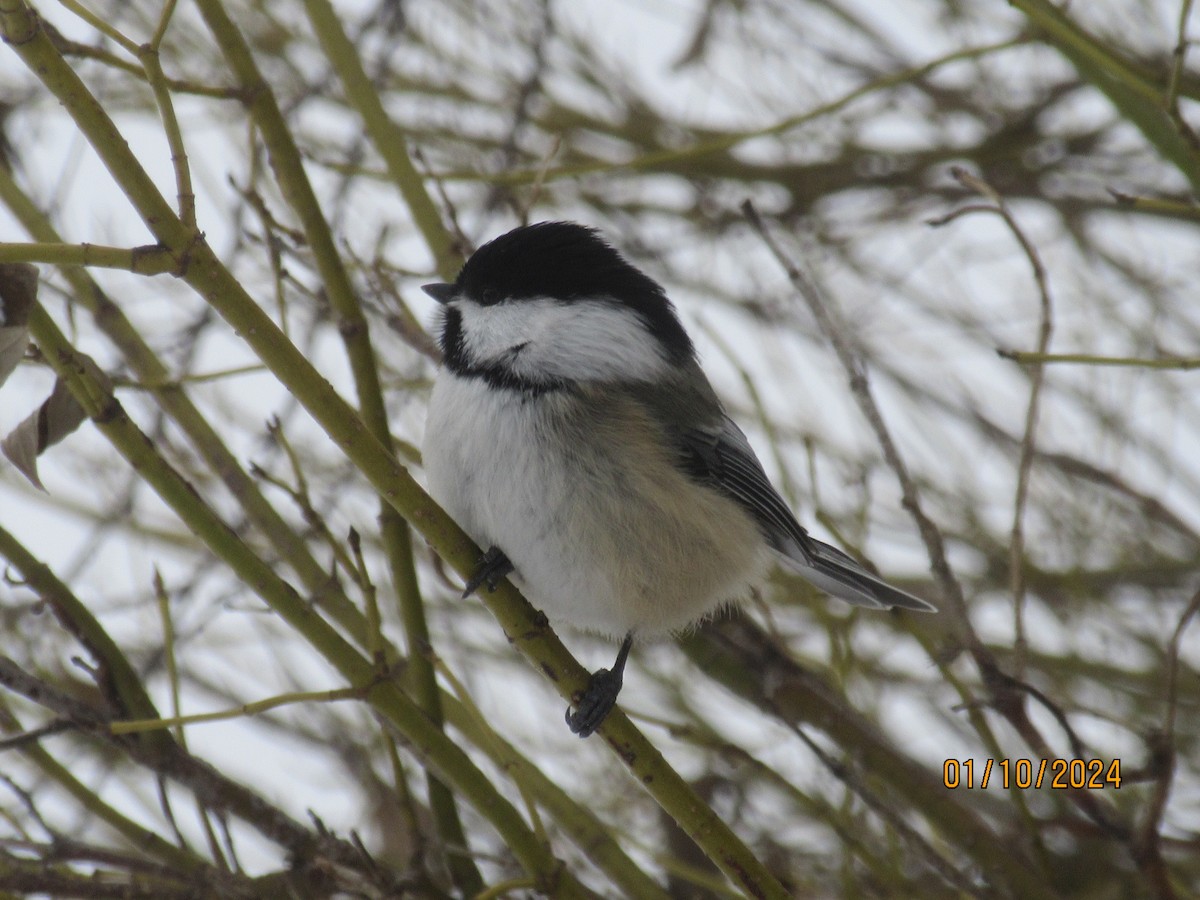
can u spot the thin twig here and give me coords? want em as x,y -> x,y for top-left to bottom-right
742,200 -> 971,633
139,44 -> 196,230
149,0 -> 180,50
1165,0 -> 1199,150
744,199 -> 1133,844
788,726 -> 983,896
999,349 -> 1200,370
489,0 -> 555,217
0,720 -> 74,750
1136,585 -> 1200,899
935,166 -> 1055,677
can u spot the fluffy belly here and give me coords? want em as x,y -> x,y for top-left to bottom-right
424,375 -> 765,638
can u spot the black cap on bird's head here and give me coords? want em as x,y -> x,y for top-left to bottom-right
423,221 -> 694,363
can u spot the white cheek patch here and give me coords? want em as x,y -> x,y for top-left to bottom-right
458,300 -> 534,363
458,296 -> 671,382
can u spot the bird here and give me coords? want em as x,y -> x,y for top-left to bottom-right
421,221 -> 935,737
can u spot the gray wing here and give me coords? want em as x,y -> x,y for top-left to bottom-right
674,415 -> 936,613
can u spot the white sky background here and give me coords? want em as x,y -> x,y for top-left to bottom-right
1,0 -> 1198,882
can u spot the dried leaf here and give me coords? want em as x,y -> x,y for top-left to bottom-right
0,263 -> 37,387
1,403 -> 44,489
0,263 -> 38,326
2,355 -> 111,492
0,324 -> 27,387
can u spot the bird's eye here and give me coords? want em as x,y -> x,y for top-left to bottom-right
480,288 -> 503,306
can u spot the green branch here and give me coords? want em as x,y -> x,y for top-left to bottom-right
1000,349 -> 1200,370
23,302 -> 589,896
0,241 -> 177,273
1010,0 -> 1200,191
0,165 -> 377,652
1,4 -> 789,893
187,0 -> 473,884
302,0 -> 458,278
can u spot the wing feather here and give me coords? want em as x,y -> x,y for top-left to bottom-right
674,416 -> 934,612
619,370 -> 935,613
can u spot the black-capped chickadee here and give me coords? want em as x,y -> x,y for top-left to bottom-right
422,222 -> 935,737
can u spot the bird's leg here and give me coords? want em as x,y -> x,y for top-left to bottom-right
566,632 -> 633,737
461,546 -> 514,597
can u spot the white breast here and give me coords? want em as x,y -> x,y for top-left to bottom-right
423,372 -> 767,638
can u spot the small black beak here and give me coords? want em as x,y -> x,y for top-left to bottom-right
422,282 -> 457,304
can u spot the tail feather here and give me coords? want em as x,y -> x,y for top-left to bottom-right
777,537 -> 936,613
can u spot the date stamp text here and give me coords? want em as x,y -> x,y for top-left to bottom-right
943,758 -> 1122,790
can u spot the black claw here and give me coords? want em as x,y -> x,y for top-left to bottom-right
462,546 -> 513,598
566,633 -> 633,737
565,669 -> 623,737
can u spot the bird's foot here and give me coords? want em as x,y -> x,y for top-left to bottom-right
461,546 -> 513,598
565,633 -> 633,738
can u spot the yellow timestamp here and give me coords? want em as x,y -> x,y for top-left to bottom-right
942,758 -> 1122,790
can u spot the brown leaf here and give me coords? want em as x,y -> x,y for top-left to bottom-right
0,263 -> 38,326
2,356 -> 111,492
0,324 -> 27,387
0,263 -> 37,387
